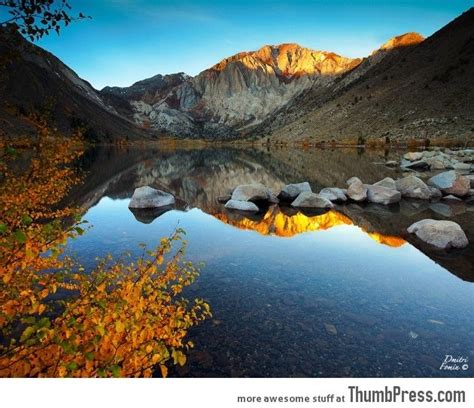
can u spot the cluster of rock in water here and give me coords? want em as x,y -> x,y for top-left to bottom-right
400,148 -> 474,172
127,149 -> 472,251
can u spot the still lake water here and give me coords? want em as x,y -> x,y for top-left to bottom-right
67,146 -> 474,377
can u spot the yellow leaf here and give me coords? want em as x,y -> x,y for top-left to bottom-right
159,364 -> 168,378
115,321 -> 125,333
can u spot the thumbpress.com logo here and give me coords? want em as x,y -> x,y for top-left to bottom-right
348,386 -> 466,404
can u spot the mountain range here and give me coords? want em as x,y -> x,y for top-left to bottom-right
0,7 -> 473,143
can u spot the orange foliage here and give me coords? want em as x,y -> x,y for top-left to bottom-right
0,129 -> 210,377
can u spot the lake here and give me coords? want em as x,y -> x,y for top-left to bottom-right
66,145 -> 474,377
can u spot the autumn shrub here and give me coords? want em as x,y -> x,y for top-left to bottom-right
0,129 -> 211,377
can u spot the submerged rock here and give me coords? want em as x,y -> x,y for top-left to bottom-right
427,171 -> 470,197
407,219 -> 469,249
278,182 -> 312,201
429,202 -> 466,217
347,179 -> 367,202
366,185 -> 401,205
319,187 -> 347,202
231,183 -> 273,202
395,175 -> 436,200
129,186 -> 175,209
225,199 -> 259,212
291,192 -> 334,209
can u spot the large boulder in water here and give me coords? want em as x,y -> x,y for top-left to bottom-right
365,185 -> 401,205
231,184 -> 272,202
407,219 -> 469,249
129,186 -> 175,209
395,175 -> 438,200
427,171 -> 470,197
278,182 -> 312,201
225,199 -> 259,212
347,179 -> 367,202
319,187 -> 347,202
291,192 -> 334,209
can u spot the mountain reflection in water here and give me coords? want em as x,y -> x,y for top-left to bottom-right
64,145 -> 473,378
70,145 -> 473,282
212,207 -> 406,247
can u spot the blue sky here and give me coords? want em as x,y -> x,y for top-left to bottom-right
3,1 -> 472,89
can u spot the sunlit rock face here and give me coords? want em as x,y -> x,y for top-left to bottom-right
101,44 -> 360,138
379,32 -> 425,51
212,206 -> 406,248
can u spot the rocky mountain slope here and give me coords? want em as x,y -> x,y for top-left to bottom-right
0,26 -> 150,142
101,44 -> 361,138
2,7 -> 472,143
258,8 -> 474,144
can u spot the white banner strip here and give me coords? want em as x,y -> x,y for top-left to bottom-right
0,378 -> 471,408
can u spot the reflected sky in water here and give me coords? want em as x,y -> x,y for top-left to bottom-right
68,196 -> 474,377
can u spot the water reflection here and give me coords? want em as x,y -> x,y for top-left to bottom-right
70,145 -> 473,282
211,206 -> 406,247
64,145 -> 473,378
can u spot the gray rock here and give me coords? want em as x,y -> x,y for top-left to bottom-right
453,162 -> 471,171
278,182 -> 312,201
319,187 -> 347,202
129,186 -> 175,209
402,160 -> 429,170
374,177 -> 396,190
427,171 -> 470,197
407,219 -> 469,249
347,180 -> 367,202
395,175 -> 434,200
291,192 -> 334,209
428,187 -> 442,199
426,157 -> 446,170
225,200 -> 259,212
231,183 -> 272,202
404,152 -> 423,161
346,176 -> 362,186
421,151 -> 437,159
366,185 -> 401,205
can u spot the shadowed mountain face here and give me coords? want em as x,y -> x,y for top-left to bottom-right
261,8 -> 474,144
0,26 -> 150,142
69,146 -> 474,282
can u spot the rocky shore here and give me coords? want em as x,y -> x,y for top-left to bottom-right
214,160 -> 472,250
127,149 -> 472,251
